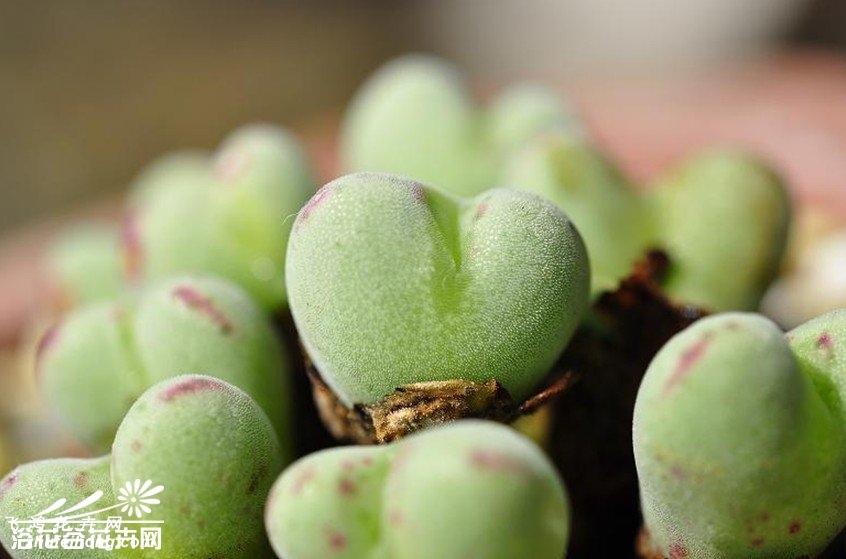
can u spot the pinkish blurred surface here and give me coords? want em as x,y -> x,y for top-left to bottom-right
578,51 -> 846,216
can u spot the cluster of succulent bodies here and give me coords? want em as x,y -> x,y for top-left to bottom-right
0,375 -> 283,559
47,124 -> 315,312
342,55 -> 791,310
0,53 -> 835,559
37,275 -> 291,456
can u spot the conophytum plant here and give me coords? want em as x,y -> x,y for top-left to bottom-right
634,308 -> 846,558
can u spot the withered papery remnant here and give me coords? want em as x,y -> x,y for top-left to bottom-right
306,357 -> 576,445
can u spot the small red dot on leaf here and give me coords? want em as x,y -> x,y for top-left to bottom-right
338,479 -> 356,496
818,333 -> 833,350
668,542 -> 688,558
328,531 -> 347,551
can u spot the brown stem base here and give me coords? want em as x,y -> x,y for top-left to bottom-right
306,359 -> 576,444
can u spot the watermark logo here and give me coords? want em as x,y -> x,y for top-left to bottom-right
5,479 -> 164,551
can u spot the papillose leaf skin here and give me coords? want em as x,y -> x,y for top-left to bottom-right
286,172 -> 590,439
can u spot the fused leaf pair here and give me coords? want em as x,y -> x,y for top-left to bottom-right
342,55 -> 581,198
38,275 -> 291,457
634,308 -> 846,557
0,375 -> 283,558
286,172 -> 590,408
265,420 -> 569,559
124,124 -> 315,309
45,124 -> 315,311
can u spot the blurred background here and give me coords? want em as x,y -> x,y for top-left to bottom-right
2,0 -> 846,234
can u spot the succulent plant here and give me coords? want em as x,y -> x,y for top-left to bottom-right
127,150 -> 211,209
112,375 -> 283,558
45,223 -> 123,308
504,132 -> 656,293
286,172 -> 590,407
0,375 -> 283,559
37,275 -> 291,457
265,420 -> 569,559
649,150 -> 791,312
341,55 -> 580,197
124,124 -> 315,310
343,59 -> 789,309
0,456 -> 115,559
634,309 -> 846,558
508,139 -> 790,308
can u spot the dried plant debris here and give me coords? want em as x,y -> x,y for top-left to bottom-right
306,357 -> 576,445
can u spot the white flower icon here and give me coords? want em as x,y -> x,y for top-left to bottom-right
117,480 -> 164,518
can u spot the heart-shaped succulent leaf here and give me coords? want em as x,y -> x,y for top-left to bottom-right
38,275 -> 291,457
0,375 -> 283,559
125,124 -> 315,309
287,172 -> 590,406
341,55 -> 580,197
634,311 -> 846,558
649,150 -> 791,311
265,420 -> 569,559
